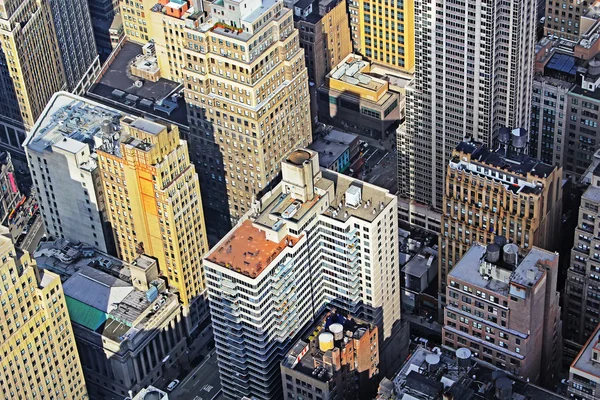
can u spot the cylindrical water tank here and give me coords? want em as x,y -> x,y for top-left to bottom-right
495,376 -> 513,400
426,354 -> 440,372
503,244 -> 519,266
589,58 -> 600,76
485,244 -> 501,263
329,323 -> 344,341
319,332 -> 334,352
101,120 -> 112,136
456,348 -> 472,369
511,128 -> 528,149
498,127 -> 511,144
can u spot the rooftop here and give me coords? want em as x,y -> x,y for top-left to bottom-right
401,252 -> 436,279
328,54 -> 385,92
34,239 -> 175,343
204,220 -> 300,278
452,140 -> 555,195
206,149 -> 395,278
449,243 -> 556,296
309,138 -> 348,168
583,185 -> 600,203
572,324 -> 600,378
283,309 -> 375,382
323,129 -> 358,146
25,92 -> 122,157
394,346 -> 567,400
87,41 -> 187,126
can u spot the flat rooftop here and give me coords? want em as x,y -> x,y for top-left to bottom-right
321,170 -> 394,223
572,324 -> 600,378
88,41 -> 187,126
25,92 -> 122,155
449,244 -> 555,295
309,138 -> 348,168
402,253 -> 436,279
583,185 -> 600,203
455,141 -> 556,180
328,55 -> 385,91
205,220 -> 300,278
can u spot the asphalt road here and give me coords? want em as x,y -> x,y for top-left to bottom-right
363,149 -> 398,193
170,349 -> 221,400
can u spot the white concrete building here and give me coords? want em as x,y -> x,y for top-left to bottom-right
24,92 -> 119,253
203,149 -> 400,400
398,0 -> 537,214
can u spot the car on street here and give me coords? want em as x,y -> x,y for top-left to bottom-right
167,379 -> 180,392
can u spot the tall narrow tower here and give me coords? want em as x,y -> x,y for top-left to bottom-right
398,0 -> 536,211
97,115 -> 209,330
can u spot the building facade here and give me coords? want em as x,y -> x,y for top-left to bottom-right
0,226 -> 88,399
34,240 -> 187,400
565,166 -> 600,362
350,0 -> 414,72
443,243 -> 563,387
529,75 -> 570,167
438,140 -> 563,305
203,149 -> 400,399
398,0 -> 536,213
0,152 -> 21,224
281,309 -> 380,400
25,93 -> 116,254
96,110 -> 209,330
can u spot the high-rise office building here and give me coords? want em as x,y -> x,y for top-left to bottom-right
443,243 -> 562,387
398,0 -> 536,212
439,140 -> 563,304
0,225 -> 88,399
120,0 -> 312,230
25,92 -> 117,254
49,0 -> 100,93
349,0 -> 415,72
203,149 -> 400,399
565,163 -> 600,362
96,108 -> 209,329
0,0 -> 100,160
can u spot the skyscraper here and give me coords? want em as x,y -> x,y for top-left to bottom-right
25,92 -> 118,254
0,0 -> 100,159
96,111 -> 209,329
439,139 -> 562,305
0,225 -> 88,399
564,157 -> 600,362
204,149 -> 400,399
120,0 -> 312,231
398,0 -> 536,212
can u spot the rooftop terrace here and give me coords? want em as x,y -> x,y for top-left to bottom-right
205,220 -> 300,278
